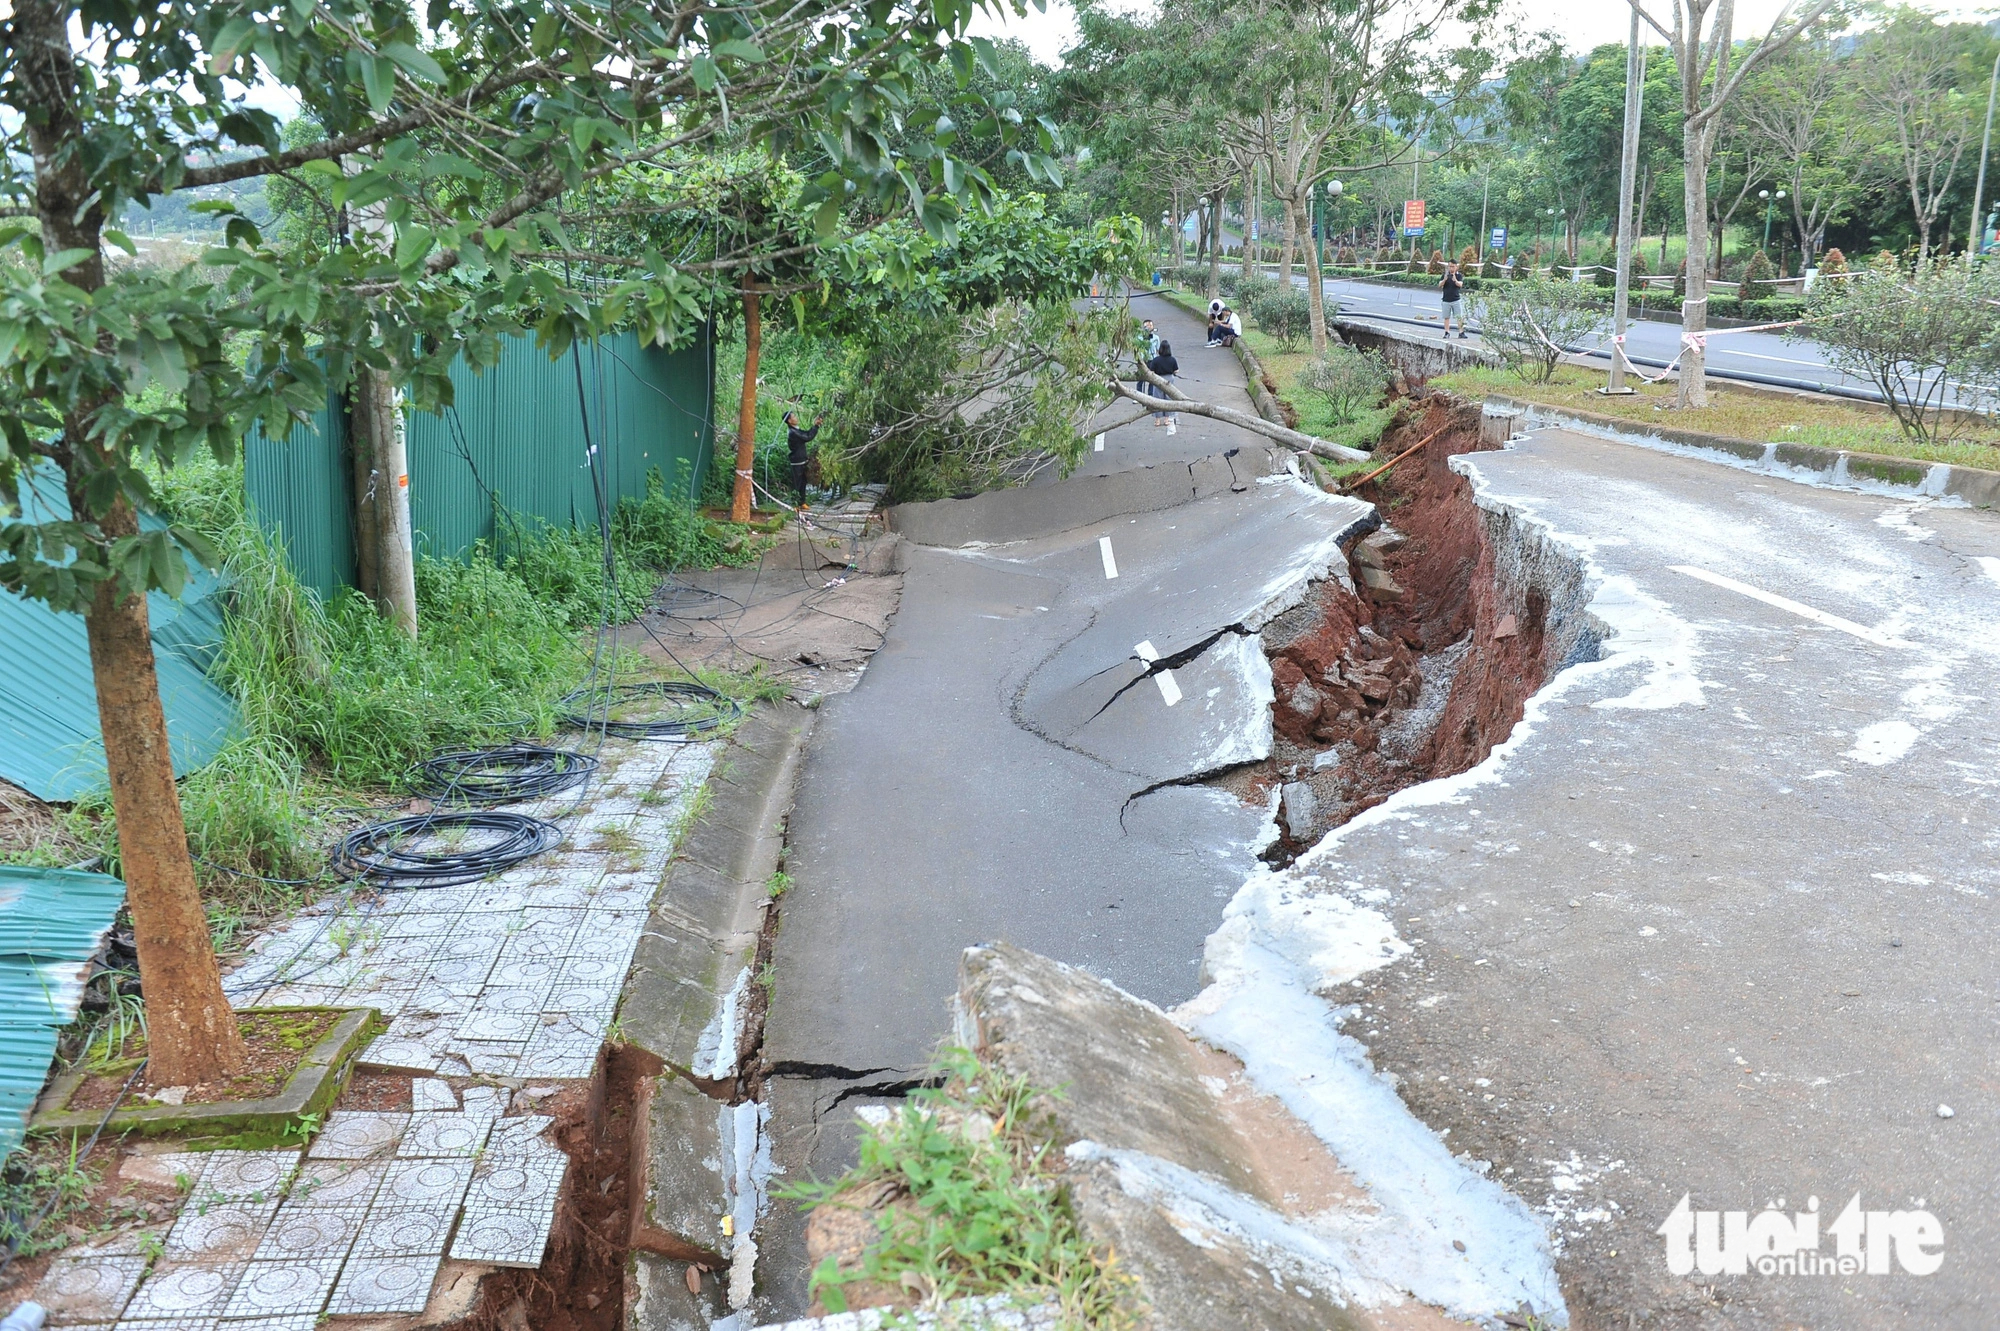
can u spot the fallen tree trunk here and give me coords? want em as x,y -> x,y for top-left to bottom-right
1107,374 -> 1371,462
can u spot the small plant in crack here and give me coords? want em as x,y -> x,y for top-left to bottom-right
766,870 -> 793,900
781,1047 -> 1135,1328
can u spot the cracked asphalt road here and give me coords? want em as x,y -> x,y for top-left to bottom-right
1332,427 -> 2000,1329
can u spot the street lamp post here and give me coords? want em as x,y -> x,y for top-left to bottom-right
1971,49 -> 2000,265
1759,188 -> 1786,255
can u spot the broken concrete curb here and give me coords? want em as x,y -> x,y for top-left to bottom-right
1484,394 -> 2000,509
619,702 -> 816,1326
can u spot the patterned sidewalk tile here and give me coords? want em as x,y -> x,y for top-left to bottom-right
397,1111 -> 493,1158
377,1156 -> 476,1208
30,1250 -> 147,1321
285,1158 -> 387,1209
448,1205 -> 556,1269
218,1256 -> 343,1319
327,1255 -> 442,1315
353,1204 -> 458,1259
306,1111 -> 407,1160
162,1205 -> 272,1260
120,1261 -> 243,1320
252,1208 -> 364,1263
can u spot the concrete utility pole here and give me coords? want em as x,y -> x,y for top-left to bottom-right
1970,49 -> 1999,266
1604,11 -> 1646,396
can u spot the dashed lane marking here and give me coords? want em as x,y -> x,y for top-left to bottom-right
1667,565 -> 1913,649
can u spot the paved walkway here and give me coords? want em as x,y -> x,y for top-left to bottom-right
27,736 -> 716,1329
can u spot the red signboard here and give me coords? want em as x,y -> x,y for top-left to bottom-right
1402,199 -> 1427,234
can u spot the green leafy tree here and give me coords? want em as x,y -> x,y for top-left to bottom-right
1471,278 -> 1609,382
0,0 -> 1052,1087
1794,261 -> 2000,441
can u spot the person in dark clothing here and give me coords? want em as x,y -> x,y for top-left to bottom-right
784,410 -> 820,504
1439,263 -> 1468,338
1146,341 -> 1180,433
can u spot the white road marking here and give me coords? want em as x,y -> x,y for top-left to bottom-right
1978,556 -> 2000,587
1094,433 -> 1105,452
1099,536 -> 1119,579
1132,639 -> 1179,704
1667,565 -> 1913,649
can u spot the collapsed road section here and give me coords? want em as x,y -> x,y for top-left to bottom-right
746,375 -> 1617,1323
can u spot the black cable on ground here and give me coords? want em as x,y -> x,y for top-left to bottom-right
328,811 -> 565,889
557,680 -> 741,741
417,744 -> 599,805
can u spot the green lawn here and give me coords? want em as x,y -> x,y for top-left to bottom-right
1431,364 -> 2000,471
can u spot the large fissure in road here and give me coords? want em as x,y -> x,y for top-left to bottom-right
1238,395 -> 1601,859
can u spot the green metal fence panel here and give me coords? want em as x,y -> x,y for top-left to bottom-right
0,865 -> 127,1160
0,464 -> 238,802
243,391 -> 355,603
244,330 -> 714,598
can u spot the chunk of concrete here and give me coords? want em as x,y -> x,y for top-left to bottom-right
1280,781 -> 1317,841
956,944 -> 1395,1331
1357,564 -> 1403,604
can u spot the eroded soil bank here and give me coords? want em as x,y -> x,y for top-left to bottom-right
1242,395 -> 1597,855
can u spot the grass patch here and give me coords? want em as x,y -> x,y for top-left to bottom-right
784,1048 -> 1132,1328
1243,331 -> 1400,456
1,453 -> 773,955
1430,364 -> 2000,470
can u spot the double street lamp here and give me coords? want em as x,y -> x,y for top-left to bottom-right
1759,188 -> 1787,256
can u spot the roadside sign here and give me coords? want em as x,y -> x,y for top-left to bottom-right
1489,226 -> 1507,251
1402,199 -> 1426,238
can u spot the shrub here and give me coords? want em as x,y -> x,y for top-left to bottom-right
1796,261 -> 2000,442
1235,272 -> 1278,310
1739,250 -> 1776,302
1249,287 -> 1313,353
1427,248 -> 1445,275
1294,345 -> 1389,425
1459,244 -> 1479,270
1818,247 -> 1848,276
1470,277 -> 1611,383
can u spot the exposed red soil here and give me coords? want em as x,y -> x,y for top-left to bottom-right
1257,393 -> 1562,851
449,1051 -> 635,1331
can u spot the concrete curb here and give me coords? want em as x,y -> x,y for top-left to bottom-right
619,702 -> 817,1325
1487,394 -> 2000,509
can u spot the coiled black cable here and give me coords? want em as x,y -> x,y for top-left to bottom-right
418,744 -> 599,805
328,811 -> 565,889
558,680 -> 742,741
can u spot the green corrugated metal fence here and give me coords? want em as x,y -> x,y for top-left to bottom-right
0,463 -> 238,802
0,865 -> 127,1160
246,330 -> 715,599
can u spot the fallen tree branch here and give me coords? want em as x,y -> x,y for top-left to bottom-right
1337,423 -> 1447,493
1106,378 -> 1371,462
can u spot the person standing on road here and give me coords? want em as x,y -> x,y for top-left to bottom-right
1439,263 -> 1468,339
1140,318 -> 1161,359
784,410 -> 821,506
1146,340 -> 1180,434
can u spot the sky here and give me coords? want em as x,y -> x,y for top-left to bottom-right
970,0 -> 1999,66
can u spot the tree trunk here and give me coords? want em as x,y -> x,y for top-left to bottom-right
1207,190 -> 1224,298
1680,126 -> 1714,408
1306,202 -> 1329,355
15,0 -> 243,1089
731,278 -> 762,524
74,509 -> 248,1088
1239,173 -> 1255,285
345,387 -> 379,599
1278,198 -> 1297,287
353,366 -> 416,635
